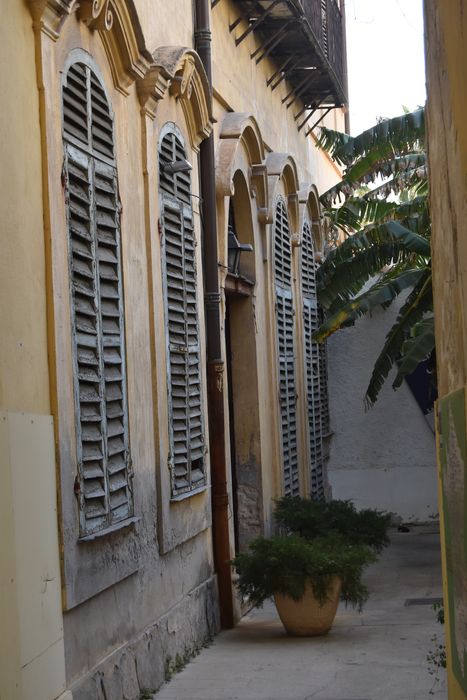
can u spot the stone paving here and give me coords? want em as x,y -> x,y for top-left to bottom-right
153,527 -> 447,700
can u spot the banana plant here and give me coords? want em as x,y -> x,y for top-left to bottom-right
314,108 -> 434,408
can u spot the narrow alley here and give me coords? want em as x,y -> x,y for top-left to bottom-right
154,528 -> 446,700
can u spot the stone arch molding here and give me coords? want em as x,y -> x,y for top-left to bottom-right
298,183 -> 325,259
28,0 -> 153,94
216,113 -> 268,222
139,47 -> 213,151
298,183 -> 320,227
27,2 -> 213,150
266,153 -> 300,240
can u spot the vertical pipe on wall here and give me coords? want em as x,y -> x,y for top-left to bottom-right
194,0 -> 234,629
340,0 -> 350,133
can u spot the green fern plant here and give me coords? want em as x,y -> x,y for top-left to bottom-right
315,108 -> 433,408
274,497 -> 391,553
232,534 -> 376,610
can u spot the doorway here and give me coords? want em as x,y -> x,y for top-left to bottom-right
224,177 -> 263,553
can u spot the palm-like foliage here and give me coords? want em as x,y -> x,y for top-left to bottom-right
314,108 -> 433,408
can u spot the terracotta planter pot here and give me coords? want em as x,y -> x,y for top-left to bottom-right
273,576 -> 342,636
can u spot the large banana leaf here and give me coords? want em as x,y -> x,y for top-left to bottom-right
392,316 -> 435,389
315,106 -> 433,407
317,220 -> 430,311
318,247 -> 419,312
317,108 -> 425,167
342,153 -> 426,191
329,195 -> 428,235
314,267 -> 427,342
319,220 -> 430,271
364,271 -> 432,407
321,157 -> 427,205
351,170 -> 428,204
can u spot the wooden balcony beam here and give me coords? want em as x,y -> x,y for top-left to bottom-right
235,0 -> 284,45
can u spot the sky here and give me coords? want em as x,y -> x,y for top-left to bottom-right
345,0 -> 426,135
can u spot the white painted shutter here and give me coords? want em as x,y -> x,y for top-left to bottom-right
274,200 -> 299,497
160,133 -> 206,496
63,62 -> 132,536
302,221 -> 325,499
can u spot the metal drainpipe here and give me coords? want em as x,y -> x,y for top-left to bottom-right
194,0 -> 234,630
340,0 -> 350,134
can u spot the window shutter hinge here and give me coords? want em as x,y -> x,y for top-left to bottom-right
127,452 -> 134,480
61,162 -> 67,190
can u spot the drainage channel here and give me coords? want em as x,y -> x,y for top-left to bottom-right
404,597 -> 443,606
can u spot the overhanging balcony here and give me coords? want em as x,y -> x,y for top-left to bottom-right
217,0 -> 347,129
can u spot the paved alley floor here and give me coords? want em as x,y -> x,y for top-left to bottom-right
153,527 -> 447,700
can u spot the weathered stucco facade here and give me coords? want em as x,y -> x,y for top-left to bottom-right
424,2 -> 467,698
327,301 -> 438,523
0,1 -> 345,697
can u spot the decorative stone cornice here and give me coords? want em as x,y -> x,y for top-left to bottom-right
27,0 -> 75,40
79,0 -> 113,30
265,153 -> 299,229
27,0 -> 152,94
288,193 -> 300,239
136,68 -> 170,119
250,164 -> 269,224
297,183 -> 325,255
143,47 -> 213,147
215,113 -> 267,221
297,183 -> 320,226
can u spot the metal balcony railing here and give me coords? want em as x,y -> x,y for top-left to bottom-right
217,0 -> 348,129
300,0 -> 345,93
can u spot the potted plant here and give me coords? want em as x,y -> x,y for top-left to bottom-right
274,497 -> 391,552
232,534 -> 376,636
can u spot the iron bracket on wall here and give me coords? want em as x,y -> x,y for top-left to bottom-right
305,106 -> 332,137
235,0 -> 284,45
251,19 -> 296,63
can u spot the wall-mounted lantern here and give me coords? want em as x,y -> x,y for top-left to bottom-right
228,225 -> 253,276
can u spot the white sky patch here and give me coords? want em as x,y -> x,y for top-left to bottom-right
345,0 -> 426,136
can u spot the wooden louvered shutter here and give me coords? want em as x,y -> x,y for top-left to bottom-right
302,221 -> 325,499
159,132 -> 192,204
160,132 -> 206,497
274,200 -> 299,497
63,62 -> 132,537
318,307 -> 330,436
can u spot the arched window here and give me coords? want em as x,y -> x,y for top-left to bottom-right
62,61 -> 133,536
274,199 -> 299,497
302,220 -> 325,499
159,129 -> 206,497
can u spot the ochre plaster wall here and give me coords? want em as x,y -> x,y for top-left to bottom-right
327,302 -> 437,523
0,0 -> 50,415
0,3 -> 70,699
210,1 -> 343,191
2,0 -> 345,695
424,2 -> 467,698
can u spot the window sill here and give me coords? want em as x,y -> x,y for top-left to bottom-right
170,484 -> 209,503
78,515 -> 141,542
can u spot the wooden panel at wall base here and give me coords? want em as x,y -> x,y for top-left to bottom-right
0,412 -> 67,700
437,389 -> 467,697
